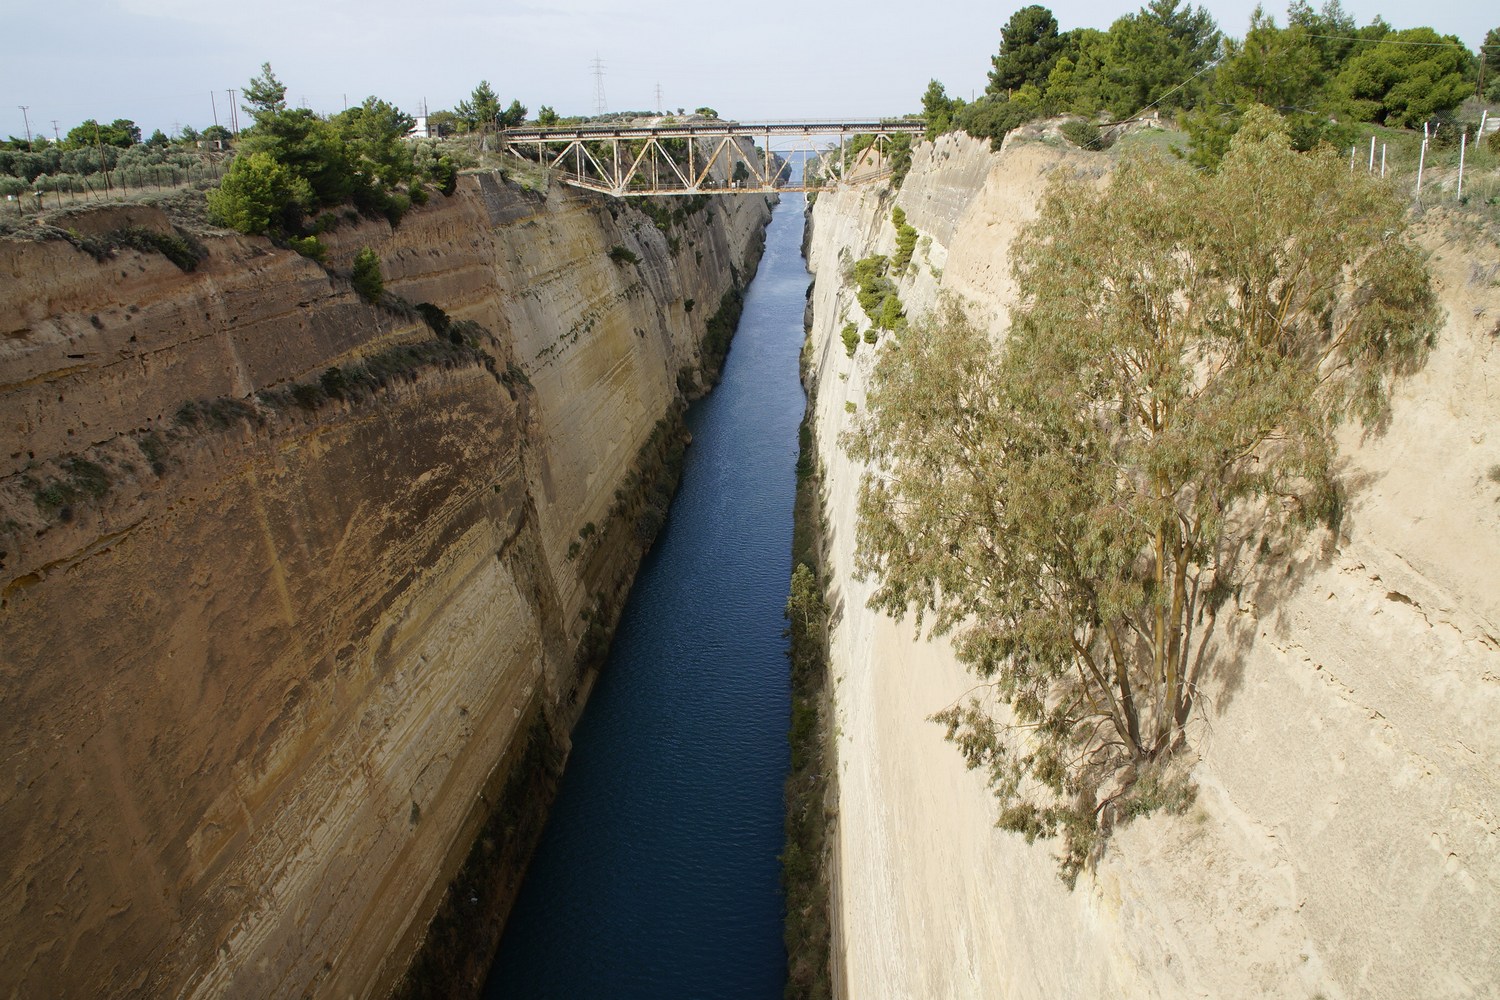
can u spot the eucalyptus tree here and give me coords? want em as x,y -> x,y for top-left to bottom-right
847,108 -> 1439,883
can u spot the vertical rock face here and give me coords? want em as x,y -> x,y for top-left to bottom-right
0,170 -> 771,997
804,131 -> 1500,999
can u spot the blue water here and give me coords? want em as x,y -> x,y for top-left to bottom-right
484,197 -> 808,999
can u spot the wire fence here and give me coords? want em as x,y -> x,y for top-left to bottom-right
3,157 -> 227,217
1347,117 -> 1500,210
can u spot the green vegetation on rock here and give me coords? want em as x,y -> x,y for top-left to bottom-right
851,255 -> 905,333
841,322 -> 860,358
351,247 -> 383,303
847,109 -> 1440,885
782,410 -> 834,1000
890,206 -> 918,273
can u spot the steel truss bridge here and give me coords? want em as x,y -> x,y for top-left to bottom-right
500,119 -> 926,197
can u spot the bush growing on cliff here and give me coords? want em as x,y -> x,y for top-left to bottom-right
877,292 -> 905,332
30,457 -> 112,518
286,234 -> 326,262
1059,119 -> 1106,150
891,207 -> 918,273
207,150 -> 311,235
852,255 -> 890,318
851,254 -> 906,333
956,93 -> 1040,150
351,247 -> 383,302
847,109 -> 1440,885
608,244 -> 641,265
62,225 -> 206,272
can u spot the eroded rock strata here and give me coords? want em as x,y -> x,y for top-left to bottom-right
0,169 -> 771,997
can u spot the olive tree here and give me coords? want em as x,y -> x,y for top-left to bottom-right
847,107 -> 1439,883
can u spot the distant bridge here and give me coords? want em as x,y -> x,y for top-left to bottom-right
501,119 -> 926,197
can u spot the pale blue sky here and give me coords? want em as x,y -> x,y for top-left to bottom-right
0,0 -> 1493,141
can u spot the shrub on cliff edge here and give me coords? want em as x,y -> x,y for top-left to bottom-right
351,247 -> 383,303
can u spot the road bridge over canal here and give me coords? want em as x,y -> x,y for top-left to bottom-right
501,119 -> 925,197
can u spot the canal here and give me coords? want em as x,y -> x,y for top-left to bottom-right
484,195 -> 809,997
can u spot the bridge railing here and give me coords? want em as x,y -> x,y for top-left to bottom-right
503,119 -> 925,141
500,118 -> 922,197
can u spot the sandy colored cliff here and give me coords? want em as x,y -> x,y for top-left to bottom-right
0,163 -> 771,997
804,130 -> 1500,998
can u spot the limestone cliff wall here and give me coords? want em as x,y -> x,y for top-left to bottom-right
0,166 -> 771,998
804,131 -> 1500,999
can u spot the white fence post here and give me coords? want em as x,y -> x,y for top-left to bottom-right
1457,131 -> 1467,202
1416,124 -> 1428,201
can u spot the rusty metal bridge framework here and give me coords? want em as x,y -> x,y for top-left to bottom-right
501,119 -> 926,197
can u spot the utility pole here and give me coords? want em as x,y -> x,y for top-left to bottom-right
51,120 -> 60,142
655,83 -> 663,115
227,90 -> 238,135
210,90 -> 219,131
18,106 -> 32,148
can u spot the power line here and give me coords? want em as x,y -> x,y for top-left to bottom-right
1300,31 -> 1496,50
1128,57 -> 1222,122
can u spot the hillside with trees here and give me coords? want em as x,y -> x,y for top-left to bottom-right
0,67 -> 538,222
919,1 -> 1496,173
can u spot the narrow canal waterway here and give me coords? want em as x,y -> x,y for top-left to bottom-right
484,196 -> 809,998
